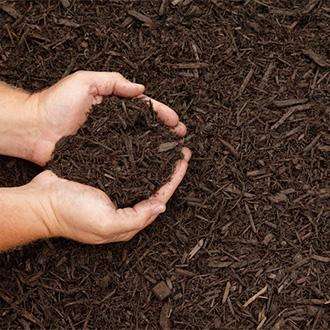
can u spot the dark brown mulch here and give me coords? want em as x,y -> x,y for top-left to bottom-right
0,0 -> 329,329
47,98 -> 181,208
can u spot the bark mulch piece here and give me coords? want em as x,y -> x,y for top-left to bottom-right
47,98 -> 182,208
0,0 -> 329,329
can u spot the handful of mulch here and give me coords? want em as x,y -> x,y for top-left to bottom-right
47,98 -> 182,208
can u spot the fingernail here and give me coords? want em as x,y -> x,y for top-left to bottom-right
133,83 -> 145,90
154,205 -> 166,214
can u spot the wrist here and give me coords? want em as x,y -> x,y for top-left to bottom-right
0,83 -> 54,165
0,183 -> 55,251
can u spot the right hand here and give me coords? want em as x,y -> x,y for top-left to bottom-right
29,148 -> 191,244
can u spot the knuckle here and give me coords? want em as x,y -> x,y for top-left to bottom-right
110,72 -> 124,80
73,70 -> 87,80
123,235 -> 132,242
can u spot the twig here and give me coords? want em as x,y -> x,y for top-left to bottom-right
304,134 -> 321,153
303,49 -> 330,68
245,203 -> 257,233
243,285 -> 268,308
237,66 -> 255,97
222,282 -> 231,304
271,103 -> 312,130
128,10 -> 156,28
167,62 -> 208,69
259,61 -> 275,88
273,98 -> 308,107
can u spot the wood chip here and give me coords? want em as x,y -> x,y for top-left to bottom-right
159,0 -> 168,16
257,317 -> 267,330
318,145 -> 330,152
286,258 -> 310,272
302,0 -> 321,15
262,233 -> 274,246
271,103 -> 312,130
303,49 -> 330,68
160,303 -> 172,330
224,183 -> 241,195
237,66 -> 255,97
312,255 -> 330,263
304,134 -> 321,153
167,62 -> 208,69
243,285 -> 268,308
273,98 -> 308,107
265,221 -> 277,229
0,4 -> 21,19
247,169 -> 267,177
60,0 -> 71,8
20,310 -> 42,326
172,0 -> 184,5
152,281 -> 171,300
222,282 -> 231,304
271,1 -> 320,19
120,17 -> 134,28
319,187 -> 330,198
208,260 -> 233,268
188,239 -> 204,259
245,203 -> 257,233
128,10 -> 156,28
219,139 -> 240,158
284,126 -> 303,138
158,142 -> 178,153
259,61 -> 275,88
269,193 -> 287,203
231,259 -> 258,269
57,18 -> 80,28
175,268 -> 197,277
297,299 -> 330,305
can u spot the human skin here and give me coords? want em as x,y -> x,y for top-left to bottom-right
0,71 -> 191,251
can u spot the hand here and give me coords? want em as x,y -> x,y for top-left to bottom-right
31,71 -> 187,165
29,148 -> 191,244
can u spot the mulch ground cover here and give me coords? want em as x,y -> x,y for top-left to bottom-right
0,0 -> 329,329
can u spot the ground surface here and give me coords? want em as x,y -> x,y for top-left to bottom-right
0,0 -> 329,329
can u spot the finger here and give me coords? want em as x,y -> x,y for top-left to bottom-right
137,95 -> 180,127
118,230 -> 139,242
139,147 -> 191,228
113,199 -> 166,232
150,147 -> 191,204
170,122 -> 187,137
76,71 -> 145,98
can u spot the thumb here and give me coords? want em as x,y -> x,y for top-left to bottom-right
76,71 -> 145,97
114,199 -> 166,232
30,170 -> 59,186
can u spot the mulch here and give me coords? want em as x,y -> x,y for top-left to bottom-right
47,98 -> 182,208
0,0 -> 329,329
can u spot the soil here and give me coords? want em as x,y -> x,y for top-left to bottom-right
0,0 -> 329,329
47,98 -> 182,208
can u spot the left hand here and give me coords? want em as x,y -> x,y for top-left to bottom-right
31,71 -> 187,165
1,71 -> 187,165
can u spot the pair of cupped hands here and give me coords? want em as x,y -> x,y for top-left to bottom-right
6,71 -> 191,245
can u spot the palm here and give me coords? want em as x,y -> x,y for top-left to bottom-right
45,176 -> 120,244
